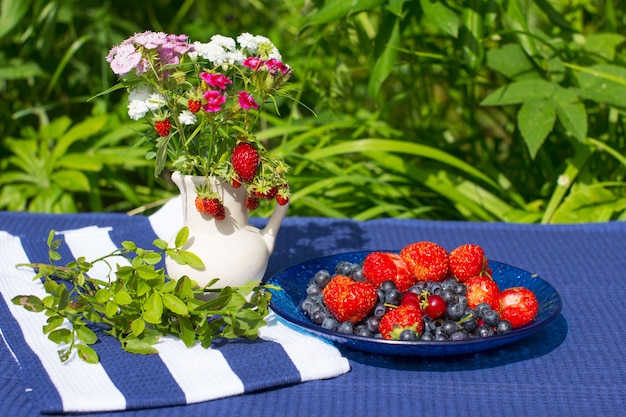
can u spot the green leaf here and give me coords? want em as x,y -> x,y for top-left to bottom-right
143,292 -> 163,324
122,241 -> 137,251
52,170 -> 91,192
573,63 -> 626,108
174,226 -> 189,248
95,288 -> 112,303
43,315 -> 65,334
75,325 -> 98,345
76,344 -> 100,364
152,238 -> 168,250
553,88 -> 587,142
56,284 -> 69,310
123,338 -> 158,355
486,44 -> 535,79
114,291 -> 133,306
480,79 -> 557,106
131,319 -> 146,337
518,98 -> 556,158
11,295 -> 45,312
57,153 -> 103,172
105,301 -> 119,318
0,0 -> 32,38
176,250 -> 205,269
368,17 -> 400,98
579,33 -> 626,61
302,0 -> 385,27
178,317 -> 196,348
162,293 -> 189,316
48,328 -> 73,344
420,0 -> 459,37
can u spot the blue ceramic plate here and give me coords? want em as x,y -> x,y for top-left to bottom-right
265,251 -> 562,356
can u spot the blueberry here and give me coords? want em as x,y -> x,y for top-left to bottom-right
474,324 -> 495,338
460,316 -> 478,333
310,309 -> 328,324
450,330 -> 469,341
454,283 -> 466,295
355,325 -> 373,337
420,332 -> 434,341
376,289 -> 386,303
373,303 -> 387,318
441,278 -> 457,291
440,289 -> 457,305
457,295 -> 468,309
313,269 -> 331,287
441,319 -> 458,337
335,261 -> 354,276
380,280 -> 396,292
337,321 -> 354,334
399,329 -> 417,341
427,282 -> 443,295
349,265 -> 364,281
481,309 -> 500,327
496,320 -> 512,334
475,303 -> 491,318
306,283 -> 321,296
446,303 -> 465,321
321,316 -> 339,330
366,316 -> 380,333
385,289 -> 402,306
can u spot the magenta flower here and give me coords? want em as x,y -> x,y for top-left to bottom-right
265,59 -> 290,75
200,72 -> 232,89
238,91 -> 258,110
203,90 -> 226,112
242,57 -> 264,71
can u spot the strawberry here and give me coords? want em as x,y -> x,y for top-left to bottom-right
464,274 -> 500,311
231,142 -> 259,183
322,275 -> 377,323
499,287 -> 538,328
379,305 -> 423,340
245,194 -> 260,211
195,194 -> 225,220
154,119 -> 171,137
362,251 -> 415,292
400,241 -> 449,282
275,193 -> 289,206
449,243 -> 488,282
187,98 -> 202,113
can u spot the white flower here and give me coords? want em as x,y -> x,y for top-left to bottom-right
128,86 -> 151,101
192,41 -> 228,65
146,93 -> 166,110
209,34 -> 236,51
178,110 -> 197,126
237,33 -> 281,60
127,100 -> 149,120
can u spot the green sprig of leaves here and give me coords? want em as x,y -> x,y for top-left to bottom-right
11,227 -> 277,364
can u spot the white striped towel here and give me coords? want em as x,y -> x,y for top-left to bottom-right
0,199 -> 350,414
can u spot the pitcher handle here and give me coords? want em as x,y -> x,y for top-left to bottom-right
261,200 -> 289,253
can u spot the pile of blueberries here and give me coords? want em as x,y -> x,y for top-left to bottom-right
299,260 -> 513,341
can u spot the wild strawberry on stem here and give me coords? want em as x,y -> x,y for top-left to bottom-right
195,183 -> 225,220
245,195 -> 260,211
231,142 -> 260,183
154,114 -> 172,137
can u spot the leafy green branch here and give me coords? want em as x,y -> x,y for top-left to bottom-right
11,227 -> 277,364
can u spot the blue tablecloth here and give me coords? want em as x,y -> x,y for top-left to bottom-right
0,208 -> 624,417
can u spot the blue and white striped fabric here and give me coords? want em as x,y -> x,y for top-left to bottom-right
0,199 -> 350,414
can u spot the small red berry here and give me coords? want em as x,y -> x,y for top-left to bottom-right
245,195 -> 260,211
187,99 -> 202,113
154,119 -> 171,137
401,292 -> 421,309
423,294 -> 446,319
275,194 -> 289,206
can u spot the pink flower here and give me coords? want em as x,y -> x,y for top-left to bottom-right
107,43 -> 142,76
203,90 -> 226,112
265,59 -> 290,75
238,91 -> 258,110
200,72 -> 232,89
242,57 -> 264,70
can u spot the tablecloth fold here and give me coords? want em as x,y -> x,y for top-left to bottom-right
0,201 -> 350,414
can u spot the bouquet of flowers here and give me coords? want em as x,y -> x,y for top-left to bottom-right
105,31 -> 293,218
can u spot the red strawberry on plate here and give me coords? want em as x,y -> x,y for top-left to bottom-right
322,275 -> 377,323
499,287 -> 539,328
231,142 -> 259,183
464,274 -> 500,311
379,304 -> 423,340
449,243 -> 489,282
362,251 -> 415,292
400,241 -> 449,282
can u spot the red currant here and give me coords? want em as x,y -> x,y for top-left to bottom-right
423,294 -> 446,319
401,292 -> 421,309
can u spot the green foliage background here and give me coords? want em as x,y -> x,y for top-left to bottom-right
1,0 -> 625,222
